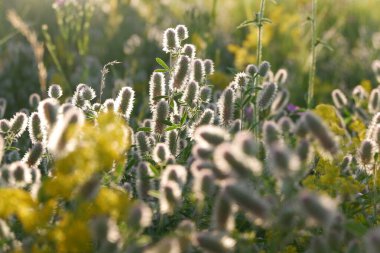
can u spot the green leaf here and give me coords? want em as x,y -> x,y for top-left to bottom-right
148,164 -> 160,177
180,111 -> 188,125
161,119 -> 173,126
344,220 -> 368,237
148,190 -> 161,199
155,57 -> 170,70
154,68 -> 168,73
137,127 -> 151,132
237,19 -> 257,29
153,95 -> 168,100
165,125 -> 181,131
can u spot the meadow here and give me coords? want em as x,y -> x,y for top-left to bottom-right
1,0 -> 380,252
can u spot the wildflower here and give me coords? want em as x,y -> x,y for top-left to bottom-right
79,85 -> 96,101
175,24 -> 189,41
204,59 -> 215,76
195,231 -> 236,253
212,189 -> 237,232
9,112 -> 28,138
103,99 -> 115,113
278,116 -> 294,133
218,88 -> 235,126
127,202 -> 153,230
136,162 -> 153,200
269,145 -> 300,177
28,112 -> 43,144
233,130 -> 259,157
114,87 -> 135,119
9,161 -> 32,186
38,98 -> 59,131
297,139 -> 312,163
163,28 -> 179,53
357,139 -> 377,167
153,143 -> 171,164
258,82 -> 278,110
29,93 -> 41,109
48,84 -> 63,99
170,55 -> 191,90
258,61 -> 271,77
149,72 -> 166,109
194,125 -> 229,147
135,131 -> 150,158
234,72 -> 248,87
182,80 -> 199,106
245,64 -> 258,77
193,169 -> 215,201
164,130 -> 178,157
263,121 -> 281,147
161,164 -> 187,187
22,142 -> 43,167
303,112 -> 338,154
199,86 -> 212,103
369,89 -> 380,114
299,191 -> 337,226
152,100 -> 169,135
192,59 -> 205,83
270,89 -> 290,114
191,143 -> 214,160
182,44 -> 196,59
274,68 -> 288,85
159,180 -> 182,215
331,89 -> 348,109
0,119 -> 10,134
352,85 -> 367,101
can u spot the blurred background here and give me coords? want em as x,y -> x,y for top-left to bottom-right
1,0 -> 380,116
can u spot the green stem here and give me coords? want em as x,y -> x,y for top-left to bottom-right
256,0 -> 266,66
374,164 -> 378,223
307,0 -> 317,108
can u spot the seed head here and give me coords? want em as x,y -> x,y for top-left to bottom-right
48,84 -> 63,99
0,120 -> 10,134
166,130 -> 179,156
136,162 -> 153,200
195,231 -> 236,253
127,202 -> 153,229
258,61 -> 271,77
194,125 -> 229,147
79,85 -> 96,101
278,116 -> 294,133
303,112 -> 338,154
299,191 -> 337,226
234,72 -> 248,87
175,24 -> 189,41
274,68 -> 288,85
352,85 -> 368,101
192,59 -> 205,83
149,72 -> 166,110
29,93 -> 41,109
245,64 -> 258,77
22,142 -> 44,167
182,44 -> 196,59
159,180 -> 182,215
365,227 -> 380,253
199,86 -> 212,103
114,87 -> 135,119
358,139 -> 377,167
263,121 -> 281,147
369,89 -> 380,114
170,55 -> 191,90
182,80 -> 199,107
270,89 -> 290,114
153,143 -> 171,164
152,100 -> 169,135
331,89 -> 348,109
135,131 -> 150,157
212,190 -> 237,231
258,82 -> 278,110
38,98 -> 59,131
9,112 -> 28,138
102,99 -> 115,113
163,28 -> 180,53
203,59 -> 215,75
28,112 -> 43,144
218,88 -> 235,126
225,182 -> 269,221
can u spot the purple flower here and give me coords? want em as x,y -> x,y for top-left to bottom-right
287,104 -> 299,112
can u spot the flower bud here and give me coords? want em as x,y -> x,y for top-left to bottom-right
38,98 -> 58,131
9,112 -> 28,138
22,142 -> 43,167
152,100 -> 169,135
166,130 -> 179,156
48,84 -> 63,99
369,89 -> 380,114
192,59 -> 205,83
79,85 -> 96,101
194,125 -> 229,147
199,86 -> 212,103
149,72 -> 166,110
195,232 -> 236,253
114,87 -> 135,119
159,180 -> 182,215
28,112 -> 43,144
136,162 -> 153,200
218,88 -> 235,126
127,202 -> 153,229
163,28 -> 180,53
270,89 -> 290,114
331,89 -> 348,109
203,59 -> 214,76
153,143 -> 171,164
29,93 -> 41,109
258,82 -> 278,110
135,131 -> 150,157
258,61 -> 271,77
170,55 -> 191,90
358,139 -> 377,167
212,190 -> 237,231
182,80 -> 199,106
245,64 -> 258,77
263,121 -> 281,147
182,44 -> 196,59
0,120 -> 10,134
274,68 -> 288,85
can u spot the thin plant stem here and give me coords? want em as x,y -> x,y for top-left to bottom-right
307,0 -> 317,108
256,0 -> 266,66
374,164 -> 378,223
